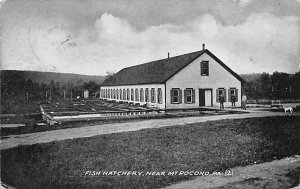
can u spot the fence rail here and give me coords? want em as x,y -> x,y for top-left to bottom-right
247,99 -> 300,104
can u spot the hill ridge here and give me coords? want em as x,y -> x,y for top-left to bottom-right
0,70 -> 106,84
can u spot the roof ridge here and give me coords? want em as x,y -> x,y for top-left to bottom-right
123,49 -> 204,70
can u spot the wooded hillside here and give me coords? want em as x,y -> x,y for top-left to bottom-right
1,70 -> 105,84
240,72 -> 300,99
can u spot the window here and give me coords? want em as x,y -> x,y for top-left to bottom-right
113,89 -> 116,99
120,89 -> 123,100
105,89 -> 107,98
157,88 -> 163,104
116,89 -> 119,99
184,88 -> 195,103
201,61 -> 209,76
123,89 -> 126,100
140,88 -> 144,102
171,88 -> 182,104
145,88 -> 149,102
127,89 -> 130,100
135,89 -> 139,101
150,88 -> 155,103
228,88 -> 238,102
216,88 -> 226,102
131,89 -> 134,101
108,89 -> 111,98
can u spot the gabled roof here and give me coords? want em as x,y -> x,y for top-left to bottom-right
101,49 -> 243,86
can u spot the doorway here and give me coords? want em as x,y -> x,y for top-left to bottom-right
199,89 -> 212,106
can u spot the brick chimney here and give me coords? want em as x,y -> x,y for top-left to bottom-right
202,43 -> 205,50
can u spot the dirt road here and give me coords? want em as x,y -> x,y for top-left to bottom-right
163,156 -> 300,189
1,111 -> 299,150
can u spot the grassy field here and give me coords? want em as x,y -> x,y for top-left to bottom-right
1,116 -> 300,189
1,99 -> 40,114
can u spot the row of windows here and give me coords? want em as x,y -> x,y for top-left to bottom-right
101,88 -> 163,104
170,88 -> 195,104
101,87 -> 238,104
171,88 -> 238,104
216,88 -> 238,102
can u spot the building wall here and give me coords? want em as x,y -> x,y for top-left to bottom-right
166,52 -> 242,109
100,84 -> 165,109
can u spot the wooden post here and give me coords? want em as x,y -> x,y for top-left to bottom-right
64,91 -> 66,99
50,86 -> 52,99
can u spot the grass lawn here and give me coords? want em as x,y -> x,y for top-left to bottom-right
1,116 -> 300,189
1,99 -> 40,114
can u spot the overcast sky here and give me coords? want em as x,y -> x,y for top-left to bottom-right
1,0 -> 300,75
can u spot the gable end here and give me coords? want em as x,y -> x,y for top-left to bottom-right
164,49 -> 244,83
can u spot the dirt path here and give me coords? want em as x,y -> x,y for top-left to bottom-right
163,156 -> 300,189
1,111 -> 299,150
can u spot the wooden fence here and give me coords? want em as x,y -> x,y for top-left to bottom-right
247,99 -> 300,104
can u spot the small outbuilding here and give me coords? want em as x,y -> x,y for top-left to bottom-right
83,90 -> 89,98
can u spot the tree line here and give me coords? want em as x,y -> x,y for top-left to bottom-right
242,71 -> 300,100
1,71 -> 101,102
1,71 -> 300,103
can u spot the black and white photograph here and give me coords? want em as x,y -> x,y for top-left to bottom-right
0,0 -> 300,188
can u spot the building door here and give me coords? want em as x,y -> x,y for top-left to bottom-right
199,89 -> 205,106
205,90 -> 212,106
199,89 -> 212,106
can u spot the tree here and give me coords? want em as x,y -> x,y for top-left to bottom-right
105,71 -> 115,80
82,81 -> 100,97
257,72 -> 271,99
291,71 -> 300,99
105,71 -> 115,78
271,72 -> 291,99
66,82 -> 74,100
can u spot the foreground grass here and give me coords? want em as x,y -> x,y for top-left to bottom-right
1,116 -> 300,189
1,99 -> 40,114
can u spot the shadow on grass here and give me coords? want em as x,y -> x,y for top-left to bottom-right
1,116 -> 300,189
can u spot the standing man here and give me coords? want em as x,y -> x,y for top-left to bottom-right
231,94 -> 236,109
219,94 -> 224,110
242,94 -> 247,110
